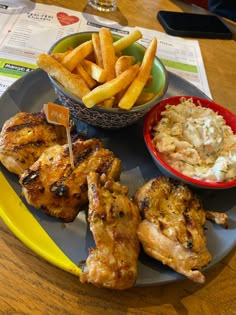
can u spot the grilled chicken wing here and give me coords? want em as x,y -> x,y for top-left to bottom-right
134,177 -> 212,283
80,171 -> 140,290
19,138 -> 121,222
0,111 -> 66,176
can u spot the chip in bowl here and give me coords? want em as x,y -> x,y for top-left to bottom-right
36,29 -> 168,129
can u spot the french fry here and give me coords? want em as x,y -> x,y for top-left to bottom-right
74,63 -> 97,89
115,55 -> 136,76
114,55 -> 136,104
82,64 -> 139,108
37,53 -> 90,99
135,92 -> 155,105
145,75 -> 153,87
50,50 -> 72,63
113,30 -> 142,53
37,29 -> 158,112
118,38 -> 157,110
99,27 -> 116,82
92,33 -> 103,68
61,40 -> 93,72
103,98 -> 115,108
98,97 -> 115,108
81,59 -> 106,83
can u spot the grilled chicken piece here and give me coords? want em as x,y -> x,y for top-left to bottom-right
80,171 -> 140,290
19,138 -> 121,222
134,177 -> 212,284
0,111 -> 66,176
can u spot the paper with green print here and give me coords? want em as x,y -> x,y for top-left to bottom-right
0,2 -> 211,97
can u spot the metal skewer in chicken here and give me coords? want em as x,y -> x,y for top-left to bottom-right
19,138 -> 121,222
80,171 -> 140,290
134,176 -> 213,283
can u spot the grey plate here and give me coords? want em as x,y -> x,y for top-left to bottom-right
0,69 -> 235,286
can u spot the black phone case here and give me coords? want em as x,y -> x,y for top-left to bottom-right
157,11 -> 233,39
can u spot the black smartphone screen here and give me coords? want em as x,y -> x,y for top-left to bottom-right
157,11 -> 233,39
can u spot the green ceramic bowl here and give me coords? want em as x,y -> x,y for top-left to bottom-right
48,32 -> 168,129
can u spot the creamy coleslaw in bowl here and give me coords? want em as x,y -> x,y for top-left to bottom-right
152,98 -> 236,182
144,96 -> 236,189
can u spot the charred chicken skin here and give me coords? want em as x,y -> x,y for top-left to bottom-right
0,111 -> 67,176
134,177 -> 212,283
80,171 -> 140,290
19,138 -> 121,222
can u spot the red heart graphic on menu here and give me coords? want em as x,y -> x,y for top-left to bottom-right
57,12 -> 79,26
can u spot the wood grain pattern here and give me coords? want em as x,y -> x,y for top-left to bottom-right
1,0 -> 236,314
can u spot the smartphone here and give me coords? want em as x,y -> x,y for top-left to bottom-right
157,10 -> 233,39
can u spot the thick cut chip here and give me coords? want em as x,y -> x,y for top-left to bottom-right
82,64 -> 139,108
118,38 -> 157,110
113,30 -> 142,53
135,92 -> 155,105
92,33 -> 103,68
50,50 -> 71,63
99,28 -> 116,82
81,59 -> 106,83
61,40 -> 93,72
115,55 -> 136,76
74,64 -> 97,89
37,53 -> 90,99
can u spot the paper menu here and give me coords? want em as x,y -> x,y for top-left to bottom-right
0,2 -> 211,98
137,27 -> 211,98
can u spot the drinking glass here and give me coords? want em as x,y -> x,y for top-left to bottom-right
87,0 -> 117,12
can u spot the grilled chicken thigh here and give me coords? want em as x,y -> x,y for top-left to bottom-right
134,177 -> 212,283
0,111 -> 66,176
80,171 -> 140,290
19,138 -> 121,222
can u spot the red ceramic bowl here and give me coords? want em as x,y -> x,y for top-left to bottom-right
144,96 -> 236,189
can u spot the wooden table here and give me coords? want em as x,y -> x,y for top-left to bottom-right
0,1 -> 235,314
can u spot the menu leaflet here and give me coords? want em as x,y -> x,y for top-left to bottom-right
0,2 -> 211,98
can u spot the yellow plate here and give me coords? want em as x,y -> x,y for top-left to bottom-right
0,172 -> 81,276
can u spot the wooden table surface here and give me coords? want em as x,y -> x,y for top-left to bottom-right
0,1 -> 236,314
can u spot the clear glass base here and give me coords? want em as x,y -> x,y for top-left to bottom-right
88,0 -> 117,12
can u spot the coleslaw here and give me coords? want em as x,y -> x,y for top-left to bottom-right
152,98 -> 236,182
